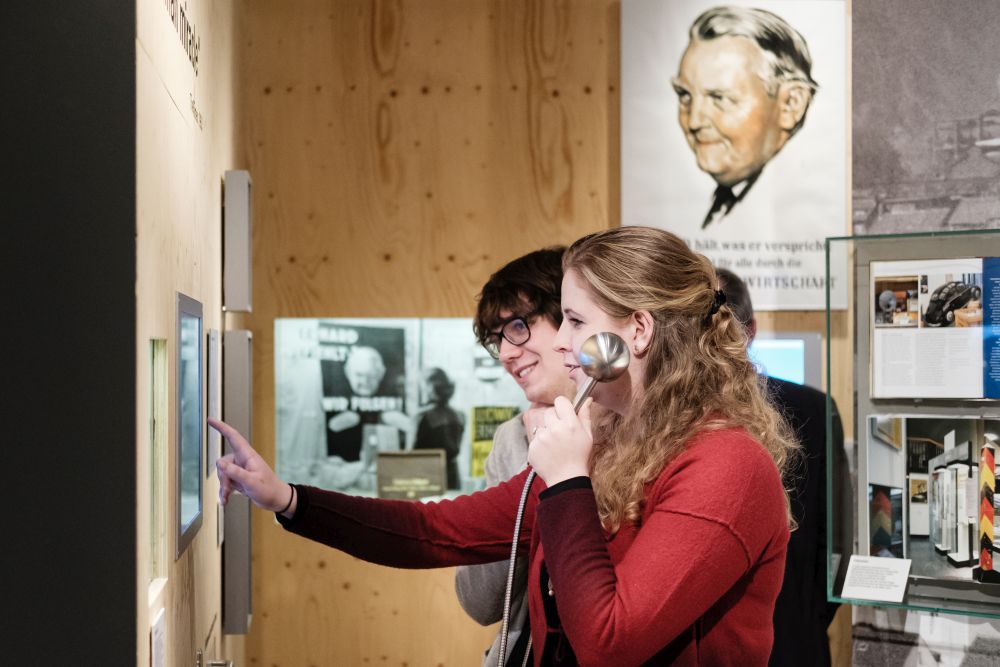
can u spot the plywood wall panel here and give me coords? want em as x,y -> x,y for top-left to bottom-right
240,0 -> 615,318
238,0 -> 618,664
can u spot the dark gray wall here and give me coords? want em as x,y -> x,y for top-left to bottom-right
2,1 -> 136,662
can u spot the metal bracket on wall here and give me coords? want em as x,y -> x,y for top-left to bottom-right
195,648 -> 234,667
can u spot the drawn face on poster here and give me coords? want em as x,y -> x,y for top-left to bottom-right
672,11 -> 815,201
622,1 -> 847,310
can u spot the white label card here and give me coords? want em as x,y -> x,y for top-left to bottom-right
841,555 -> 912,603
150,607 -> 165,667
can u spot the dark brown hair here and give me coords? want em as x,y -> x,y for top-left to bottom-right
473,247 -> 565,345
714,267 -> 754,330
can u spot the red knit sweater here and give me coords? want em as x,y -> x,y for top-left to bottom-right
279,427 -> 789,666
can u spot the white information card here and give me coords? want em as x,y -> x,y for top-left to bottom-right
841,555 -> 912,603
151,607 -> 165,667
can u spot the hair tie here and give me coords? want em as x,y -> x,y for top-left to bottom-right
709,289 -> 727,316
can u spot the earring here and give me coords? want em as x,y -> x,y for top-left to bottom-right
633,344 -> 643,355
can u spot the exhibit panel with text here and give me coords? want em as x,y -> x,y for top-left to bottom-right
870,257 -> 998,400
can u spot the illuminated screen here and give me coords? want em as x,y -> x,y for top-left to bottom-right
749,338 -> 806,386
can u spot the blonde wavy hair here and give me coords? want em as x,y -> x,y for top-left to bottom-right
563,226 -> 800,533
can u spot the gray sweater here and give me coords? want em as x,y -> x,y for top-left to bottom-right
454,416 -> 530,666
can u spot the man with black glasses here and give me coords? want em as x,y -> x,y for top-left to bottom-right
455,247 -> 576,667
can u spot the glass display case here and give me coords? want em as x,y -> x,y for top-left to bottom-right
826,229 -> 1000,617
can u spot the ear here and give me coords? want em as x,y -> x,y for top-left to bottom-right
628,310 -> 655,356
777,82 -> 811,132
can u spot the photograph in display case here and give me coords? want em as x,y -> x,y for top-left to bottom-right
274,318 -> 529,499
863,415 -> 1000,585
869,257 -> 1000,399
871,415 -> 904,449
908,473 -> 929,537
872,276 -> 919,327
869,483 -> 904,558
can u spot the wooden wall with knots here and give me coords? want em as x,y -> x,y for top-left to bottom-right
235,1 -> 849,664
236,1 -> 619,663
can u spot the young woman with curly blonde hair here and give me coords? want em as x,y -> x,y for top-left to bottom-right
558,226 -> 797,533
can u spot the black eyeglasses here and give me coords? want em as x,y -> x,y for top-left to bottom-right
483,314 -> 534,359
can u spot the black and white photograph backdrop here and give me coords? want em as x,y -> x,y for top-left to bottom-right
622,0 -> 847,310
274,318 -> 528,497
853,0 -> 1000,236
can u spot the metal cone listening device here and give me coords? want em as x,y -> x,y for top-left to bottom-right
573,332 -> 630,410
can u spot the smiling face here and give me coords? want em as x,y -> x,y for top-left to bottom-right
672,36 -> 787,187
495,310 -> 575,406
553,270 -> 647,416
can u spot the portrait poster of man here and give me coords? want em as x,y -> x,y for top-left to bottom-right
320,323 -> 408,466
622,0 -> 847,310
274,318 -> 527,498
